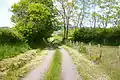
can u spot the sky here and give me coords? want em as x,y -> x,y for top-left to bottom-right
0,0 -> 72,28
0,0 -> 19,27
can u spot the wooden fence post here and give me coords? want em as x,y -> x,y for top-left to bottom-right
118,46 -> 120,62
98,44 -> 102,59
76,41 -> 78,48
81,42 -> 83,47
89,43 -> 92,57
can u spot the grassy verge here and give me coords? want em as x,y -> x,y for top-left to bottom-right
0,43 -> 30,60
0,49 -> 48,80
44,49 -> 61,80
63,45 -> 111,80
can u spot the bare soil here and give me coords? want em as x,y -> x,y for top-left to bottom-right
60,48 -> 82,80
22,50 -> 54,80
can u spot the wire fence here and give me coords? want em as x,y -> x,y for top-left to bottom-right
66,40 -> 120,66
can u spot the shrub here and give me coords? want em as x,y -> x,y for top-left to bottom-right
0,28 -> 25,44
0,43 -> 30,60
73,27 -> 120,45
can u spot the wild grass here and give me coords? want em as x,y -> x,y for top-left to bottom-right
0,43 -> 30,60
44,49 -> 61,80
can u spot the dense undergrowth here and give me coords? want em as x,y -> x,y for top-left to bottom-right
0,28 -> 31,60
0,28 -> 24,43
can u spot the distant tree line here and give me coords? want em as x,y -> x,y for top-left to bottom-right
73,27 -> 120,45
54,0 -> 120,42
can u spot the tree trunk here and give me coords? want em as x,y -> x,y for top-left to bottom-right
80,14 -> 84,27
66,17 -> 70,40
63,17 -> 66,41
93,16 -> 96,28
61,1 -> 67,42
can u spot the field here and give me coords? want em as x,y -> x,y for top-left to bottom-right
64,43 -> 120,80
87,45 -> 120,80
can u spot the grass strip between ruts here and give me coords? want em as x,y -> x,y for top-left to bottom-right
44,49 -> 61,80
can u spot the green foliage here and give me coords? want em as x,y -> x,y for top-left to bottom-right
0,28 -> 24,44
73,27 -> 120,45
11,0 -> 58,45
73,28 -> 97,43
0,43 -> 30,60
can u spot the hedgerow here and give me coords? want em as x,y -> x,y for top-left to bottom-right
73,27 -> 120,45
0,28 -> 25,44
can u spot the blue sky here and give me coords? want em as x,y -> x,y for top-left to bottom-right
0,0 -> 19,27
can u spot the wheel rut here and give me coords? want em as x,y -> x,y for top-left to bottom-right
22,50 -> 54,80
60,48 -> 82,80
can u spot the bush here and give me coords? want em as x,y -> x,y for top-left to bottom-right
73,27 -> 120,45
0,28 -> 25,44
73,28 -> 97,43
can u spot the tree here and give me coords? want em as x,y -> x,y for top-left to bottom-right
77,0 -> 86,28
92,0 -> 120,28
11,0 -> 57,45
54,0 -> 77,41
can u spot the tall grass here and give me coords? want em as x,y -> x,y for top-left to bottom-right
0,43 -> 30,60
44,49 -> 61,80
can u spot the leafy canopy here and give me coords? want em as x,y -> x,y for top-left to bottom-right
11,0 -> 57,44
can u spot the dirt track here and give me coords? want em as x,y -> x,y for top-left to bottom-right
60,48 -> 82,80
22,50 -> 54,80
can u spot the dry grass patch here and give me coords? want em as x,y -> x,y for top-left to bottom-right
0,49 -> 48,80
85,45 -> 120,80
